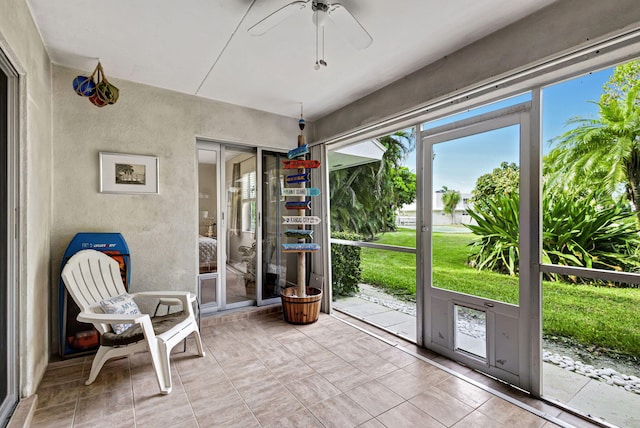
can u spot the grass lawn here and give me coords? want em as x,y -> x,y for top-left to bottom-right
360,228 -> 640,357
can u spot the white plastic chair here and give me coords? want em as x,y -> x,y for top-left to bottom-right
61,249 -> 205,394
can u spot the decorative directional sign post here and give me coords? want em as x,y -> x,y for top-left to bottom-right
279,109 -> 323,325
282,121 -> 323,299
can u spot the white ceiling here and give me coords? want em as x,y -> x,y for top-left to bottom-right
27,0 -> 556,121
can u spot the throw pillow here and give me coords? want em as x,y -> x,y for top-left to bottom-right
99,293 -> 141,334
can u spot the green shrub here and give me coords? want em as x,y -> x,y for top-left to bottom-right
331,231 -> 362,299
542,191 -> 640,283
466,195 -> 520,275
467,191 -> 640,284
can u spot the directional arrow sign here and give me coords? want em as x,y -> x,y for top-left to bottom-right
287,144 -> 308,159
285,229 -> 313,239
282,243 -> 321,252
285,173 -> 310,184
285,201 -> 311,210
282,216 -> 321,225
282,187 -> 320,197
282,159 -> 320,169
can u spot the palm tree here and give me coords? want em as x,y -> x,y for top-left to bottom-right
329,130 -> 415,239
548,83 -> 640,221
441,186 -> 461,224
115,164 -> 135,182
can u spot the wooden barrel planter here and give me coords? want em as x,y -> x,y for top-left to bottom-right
281,287 -> 322,325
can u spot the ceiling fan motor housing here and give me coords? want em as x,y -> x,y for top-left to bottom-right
312,0 -> 330,13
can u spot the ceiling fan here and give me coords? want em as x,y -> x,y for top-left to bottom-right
248,0 -> 373,69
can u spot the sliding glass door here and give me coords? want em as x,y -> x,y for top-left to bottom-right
0,49 -> 18,426
259,150 -> 298,304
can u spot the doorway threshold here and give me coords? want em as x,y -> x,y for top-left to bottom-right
200,303 -> 281,327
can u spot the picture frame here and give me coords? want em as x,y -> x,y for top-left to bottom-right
99,152 -> 159,194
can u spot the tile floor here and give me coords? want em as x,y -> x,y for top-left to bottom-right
31,310 -> 599,428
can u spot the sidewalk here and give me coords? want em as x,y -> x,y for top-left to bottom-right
333,286 -> 640,428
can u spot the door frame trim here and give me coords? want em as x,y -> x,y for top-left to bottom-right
420,102 -> 533,389
0,45 -> 20,424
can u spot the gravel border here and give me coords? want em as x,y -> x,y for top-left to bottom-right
354,283 -> 640,394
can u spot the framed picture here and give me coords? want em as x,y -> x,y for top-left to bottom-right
99,152 -> 159,194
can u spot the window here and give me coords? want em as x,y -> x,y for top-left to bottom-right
241,171 -> 256,232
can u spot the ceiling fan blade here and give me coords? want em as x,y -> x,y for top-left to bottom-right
327,3 -> 372,50
248,1 -> 309,36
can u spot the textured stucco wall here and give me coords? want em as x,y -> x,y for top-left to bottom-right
314,0 -> 640,141
51,65 -> 299,346
0,0 -> 53,397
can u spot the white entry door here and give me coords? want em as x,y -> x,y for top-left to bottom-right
420,102 -> 536,390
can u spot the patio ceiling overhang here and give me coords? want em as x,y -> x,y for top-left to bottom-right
328,139 -> 386,171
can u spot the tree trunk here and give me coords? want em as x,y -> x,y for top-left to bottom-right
625,153 -> 640,224
297,134 -> 306,298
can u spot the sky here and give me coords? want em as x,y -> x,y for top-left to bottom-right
401,66 -> 615,193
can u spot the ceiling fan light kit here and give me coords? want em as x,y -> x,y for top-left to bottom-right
248,0 -> 372,70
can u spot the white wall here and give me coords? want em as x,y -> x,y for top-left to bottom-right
0,0 -> 53,397
51,64 -> 301,349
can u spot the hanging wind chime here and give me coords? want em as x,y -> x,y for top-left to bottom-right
72,61 -> 120,108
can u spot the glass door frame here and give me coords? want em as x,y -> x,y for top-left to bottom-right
197,141 -> 259,311
419,101 -> 540,392
256,147 -> 287,306
0,47 -> 19,425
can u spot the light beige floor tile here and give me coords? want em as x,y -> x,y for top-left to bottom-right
37,363 -> 85,389
377,401 -> 446,428
185,377 -> 236,403
352,353 -> 400,379
332,340 -> 375,362
172,350 -> 219,376
257,346 -> 299,368
74,418 -> 136,428
320,362 -> 373,392
409,388 -> 474,426
263,408 -> 325,428
193,397 -> 259,428
134,390 -> 195,428
211,340 -> 256,364
235,374 -> 283,406
345,380 -> 404,417
285,373 -> 341,407
30,400 -> 75,428
221,357 -> 268,389
356,418 -> 387,428
77,366 -> 132,399
308,394 -> 371,428
451,410 -> 504,428
434,376 -> 493,408
35,379 -> 83,409
251,395 -> 305,426
377,368 -> 434,400
267,356 -> 316,383
354,335 -> 393,354
402,360 -> 451,383
73,388 -> 134,426
477,397 -> 547,428
306,352 -> 349,374
283,337 -> 326,358
376,346 -> 419,368
163,417 -> 199,428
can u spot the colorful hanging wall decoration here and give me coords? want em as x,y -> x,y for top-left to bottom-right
72,62 -> 119,108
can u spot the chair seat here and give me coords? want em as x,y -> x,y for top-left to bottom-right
101,311 -> 189,347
